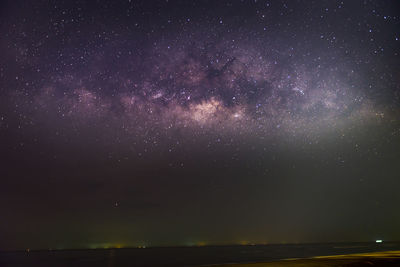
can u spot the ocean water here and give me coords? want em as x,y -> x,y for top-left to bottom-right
1,242 -> 400,267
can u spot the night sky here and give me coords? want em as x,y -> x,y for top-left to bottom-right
1,0 -> 400,250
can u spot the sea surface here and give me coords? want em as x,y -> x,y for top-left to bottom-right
1,242 -> 400,267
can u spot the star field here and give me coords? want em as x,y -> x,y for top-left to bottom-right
0,0 -> 399,250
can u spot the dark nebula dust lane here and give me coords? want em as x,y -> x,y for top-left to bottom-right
0,0 -> 400,250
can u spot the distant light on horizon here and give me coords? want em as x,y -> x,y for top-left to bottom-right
376,240 -> 383,243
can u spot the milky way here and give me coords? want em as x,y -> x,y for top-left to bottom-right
1,0 -> 400,249
4,1 -> 398,151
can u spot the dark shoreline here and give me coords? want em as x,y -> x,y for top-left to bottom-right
214,250 -> 400,266
1,242 -> 400,267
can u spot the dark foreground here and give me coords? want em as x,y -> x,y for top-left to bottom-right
216,251 -> 400,266
1,242 -> 400,267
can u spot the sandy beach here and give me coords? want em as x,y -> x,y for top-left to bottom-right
214,250 -> 400,266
